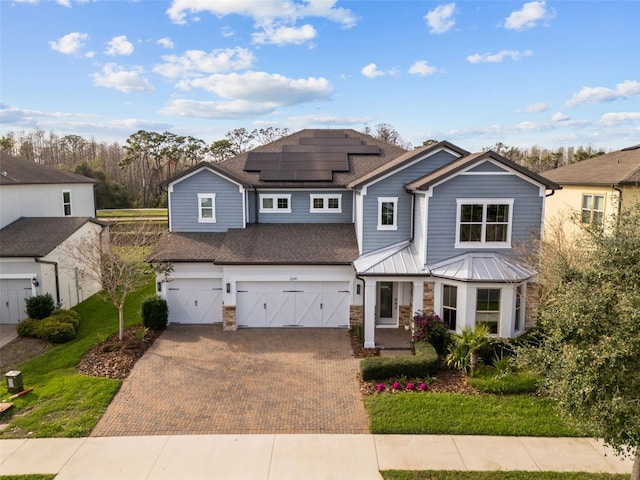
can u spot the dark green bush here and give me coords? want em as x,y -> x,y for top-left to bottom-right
141,296 -> 168,331
25,293 -> 55,320
38,319 -> 76,344
17,318 -> 40,337
51,309 -> 81,331
412,310 -> 451,355
360,342 -> 439,381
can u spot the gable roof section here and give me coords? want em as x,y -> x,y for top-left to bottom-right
0,217 -> 103,257
428,253 -> 536,282
354,241 -> 426,276
164,161 -> 252,189
348,141 -> 470,190
541,145 -> 640,186
148,223 -> 359,264
0,154 -> 97,185
406,150 -> 561,191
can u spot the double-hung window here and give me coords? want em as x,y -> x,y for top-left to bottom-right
581,194 -> 605,225
377,197 -> 398,230
310,194 -> 342,213
62,190 -> 72,216
197,193 -> 216,223
442,284 -> 457,330
260,194 -> 291,213
456,199 -> 513,247
476,288 -> 500,334
514,284 -> 523,333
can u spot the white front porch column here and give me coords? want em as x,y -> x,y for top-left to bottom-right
412,280 -> 424,316
364,281 -> 377,348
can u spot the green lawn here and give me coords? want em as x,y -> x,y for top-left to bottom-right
96,208 -> 167,218
381,472 -> 627,480
0,475 -> 56,480
365,393 -> 585,436
0,281 -> 155,438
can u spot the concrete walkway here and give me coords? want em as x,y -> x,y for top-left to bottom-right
0,435 -> 633,479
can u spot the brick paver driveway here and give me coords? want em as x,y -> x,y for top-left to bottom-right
91,325 -> 369,436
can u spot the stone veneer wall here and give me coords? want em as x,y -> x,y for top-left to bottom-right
422,282 -> 435,312
223,305 -> 237,331
525,282 -> 540,330
349,305 -> 363,327
399,305 -> 412,328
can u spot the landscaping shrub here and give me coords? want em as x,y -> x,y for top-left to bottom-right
25,293 -> 55,320
141,296 -> 169,331
468,366 -> 539,394
360,342 -> 439,381
37,319 -> 76,344
17,318 -> 40,337
51,309 -> 81,331
412,310 -> 450,355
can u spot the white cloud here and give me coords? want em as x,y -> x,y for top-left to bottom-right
566,80 -> 640,107
153,47 -> 254,79
160,99 -> 277,118
599,112 -> 640,126
221,26 -> 235,38
522,102 -> 548,113
181,71 -> 332,106
361,63 -> 398,79
157,37 -> 175,49
504,1 -> 555,31
91,64 -> 154,93
408,60 -> 438,76
424,3 -> 456,34
288,114 -> 371,126
252,24 -> 317,46
49,32 -> 93,57
467,49 -> 533,64
551,112 -> 570,123
105,35 -> 134,56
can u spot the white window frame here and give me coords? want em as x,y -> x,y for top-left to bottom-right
259,194 -> 291,213
455,198 -> 514,248
197,193 -> 216,223
377,196 -> 398,231
514,284 -> 524,333
581,193 -> 605,225
62,190 -> 72,216
475,287 -> 501,335
309,194 -> 342,213
442,284 -> 458,331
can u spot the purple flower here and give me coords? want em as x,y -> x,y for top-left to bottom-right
406,383 -> 414,390
392,382 -> 401,390
418,383 -> 427,391
376,384 -> 385,392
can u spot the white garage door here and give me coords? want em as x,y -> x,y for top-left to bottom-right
236,282 -> 350,328
166,279 -> 222,324
0,279 -> 32,324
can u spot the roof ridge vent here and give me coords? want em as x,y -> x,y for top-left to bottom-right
620,144 -> 640,151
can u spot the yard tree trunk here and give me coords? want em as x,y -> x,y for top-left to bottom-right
632,451 -> 639,480
118,302 -> 125,341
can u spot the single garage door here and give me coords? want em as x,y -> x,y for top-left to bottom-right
236,282 -> 350,328
0,279 -> 32,324
166,278 -> 222,324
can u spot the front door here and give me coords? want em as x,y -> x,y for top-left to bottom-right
376,281 -> 397,326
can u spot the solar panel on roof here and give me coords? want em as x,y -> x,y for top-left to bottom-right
299,137 -> 363,146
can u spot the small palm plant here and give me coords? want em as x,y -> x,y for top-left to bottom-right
446,325 -> 490,375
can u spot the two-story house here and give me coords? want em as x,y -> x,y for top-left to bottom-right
0,153 -> 105,323
149,129 -> 559,347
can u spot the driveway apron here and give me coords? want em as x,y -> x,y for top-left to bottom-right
91,325 -> 370,436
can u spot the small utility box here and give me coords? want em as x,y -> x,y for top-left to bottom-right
6,370 -> 24,394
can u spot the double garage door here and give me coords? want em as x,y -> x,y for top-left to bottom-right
236,281 -> 350,328
166,279 -> 223,324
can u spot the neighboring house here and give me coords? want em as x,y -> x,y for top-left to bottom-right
541,144 -> 640,233
0,153 -> 104,323
149,129 -> 559,347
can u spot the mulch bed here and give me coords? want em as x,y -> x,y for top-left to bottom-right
360,368 -> 480,396
77,325 -> 161,379
349,328 -> 379,358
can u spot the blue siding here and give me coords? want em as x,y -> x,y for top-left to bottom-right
425,172 -> 543,264
361,150 -> 459,254
253,190 -> 353,224
170,170 -> 244,232
467,162 -> 506,173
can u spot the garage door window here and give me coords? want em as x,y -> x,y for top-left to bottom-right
198,193 -> 216,223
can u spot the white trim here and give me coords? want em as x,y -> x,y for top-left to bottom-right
197,193 -> 216,223
168,165 -> 246,193
377,196 -> 398,231
455,198 -> 514,248
259,194 -> 291,213
309,194 -> 342,213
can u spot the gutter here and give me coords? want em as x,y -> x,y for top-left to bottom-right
35,257 -> 61,307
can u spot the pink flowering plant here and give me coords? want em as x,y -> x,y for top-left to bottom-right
370,376 -> 433,394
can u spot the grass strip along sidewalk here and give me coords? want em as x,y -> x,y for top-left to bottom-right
381,472 -> 627,480
0,282 -> 154,438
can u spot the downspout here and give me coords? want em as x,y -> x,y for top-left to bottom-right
612,185 -> 623,217
409,191 -> 415,242
355,273 -> 366,346
35,258 -> 61,307
254,187 -> 259,224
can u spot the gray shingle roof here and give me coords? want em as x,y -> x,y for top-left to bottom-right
541,145 -> 640,186
0,154 -> 97,185
148,224 -> 359,264
0,217 -> 103,257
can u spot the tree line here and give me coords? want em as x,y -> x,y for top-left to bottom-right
1,125 -> 606,208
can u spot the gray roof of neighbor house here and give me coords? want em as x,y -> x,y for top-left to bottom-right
541,144 -> 640,186
148,224 -> 359,264
0,217 -> 104,257
0,153 -> 97,185
166,129 -> 408,189
406,150 -> 562,191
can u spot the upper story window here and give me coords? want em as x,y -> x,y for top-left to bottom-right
310,194 -> 342,213
62,190 -> 72,216
377,197 -> 398,230
581,194 -> 605,225
476,287 -> 500,334
260,194 -> 291,213
456,198 -> 513,248
198,193 -> 216,223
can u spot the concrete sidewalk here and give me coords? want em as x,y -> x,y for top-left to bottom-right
0,435 -> 633,479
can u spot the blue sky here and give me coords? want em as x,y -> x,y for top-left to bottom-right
1,0 -> 639,152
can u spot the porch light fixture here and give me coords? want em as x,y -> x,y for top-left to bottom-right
31,277 -> 39,287
356,284 -> 361,295
226,283 -> 231,293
